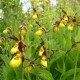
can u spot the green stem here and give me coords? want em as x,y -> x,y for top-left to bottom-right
74,48 -> 79,80
68,31 -> 71,42
27,73 -> 31,80
22,65 -> 24,80
63,28 -> 65,50
36,76 -> 39,80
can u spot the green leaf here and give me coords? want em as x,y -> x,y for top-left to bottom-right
48,51 -> 65,70
60,68 -> 80,80
75,28 -> 80,41
30,68 -> 54,80
76,74 -> 80,80
7,68 -> 16,80
0,54 -> 10,67
2,65 -> 16,80
14,66 -> 23,80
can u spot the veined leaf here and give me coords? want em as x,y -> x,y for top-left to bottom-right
60,68 -> 80,80
48,51 -> 65,70
30,68 -> 54,80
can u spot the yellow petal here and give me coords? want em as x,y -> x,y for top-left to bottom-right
42,56 -> 46,61
35,30 -> 42,36
9,56 -> 22,68
53,27 -> 59,32
21,30 -> 26,36
24,66 -> 32,72
10,47 -> 18,54
67,23 -> 74,31
3,29 -> 8,34
39,46 -> 44,56
32,14 -> 37,19
41,60 -> 47,68
59,22 -> 65,28
0,39 -> 2,44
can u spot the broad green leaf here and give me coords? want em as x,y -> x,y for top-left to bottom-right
48,51 -> 65,70
7,68 -> 16,80
2,65 -> 16,80
30,68 -> 54,80
60,68 -> 80,80
0,54 -> 10,67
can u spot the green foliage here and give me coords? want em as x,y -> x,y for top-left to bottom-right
0,0 -> 80,80
27,67 -> 54,80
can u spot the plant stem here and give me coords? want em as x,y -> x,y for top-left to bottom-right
27,73 -> 31,80
63,28 -> 66,50
74,48 -> 79,80
22,65 -> 24,80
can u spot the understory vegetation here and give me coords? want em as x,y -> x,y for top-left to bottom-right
0,0 -> 80,80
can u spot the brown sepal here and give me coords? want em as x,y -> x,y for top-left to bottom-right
18,41 -> 26,52
72,19 -> 76,23
9,35 -> 19,42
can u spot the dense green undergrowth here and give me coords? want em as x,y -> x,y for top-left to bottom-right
0,0 -> 80,80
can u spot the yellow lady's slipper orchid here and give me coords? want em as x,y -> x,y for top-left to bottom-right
9,54 -> 22,68
59,22 -> 65,28
3,29 -> 9,34
10,43 -> 19,54
0,39 -> 2,44
24,66 -> 32,72
21,29 -> 26,36
41,60 -> 47,68
32,14 -> 37,20
35,29 -> 42,36
67,23 -> 74,31
53,26 -> 59,32
42,56 -> 46,61
63,15 -> 68,22
39,46 -> 44,56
